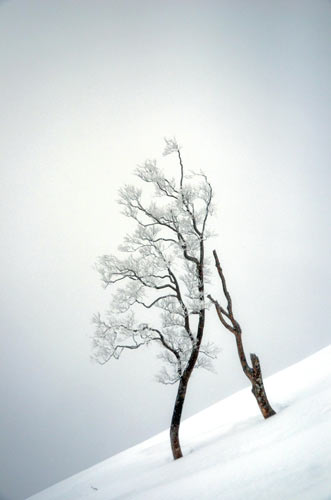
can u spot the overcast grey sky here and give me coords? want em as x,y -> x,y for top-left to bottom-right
0,1 -> 330,499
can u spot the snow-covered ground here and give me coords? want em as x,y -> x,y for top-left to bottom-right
28,346 -> 331,500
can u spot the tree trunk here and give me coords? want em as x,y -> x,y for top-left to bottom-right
249,352 -> 276,418
169,258 -> 206,460
170,375 -> 189,460
209,250 -> 276,420
235,332 -> 276,419
169,319 -> 204,460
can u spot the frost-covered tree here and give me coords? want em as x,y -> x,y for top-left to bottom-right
92,139 -> 217,460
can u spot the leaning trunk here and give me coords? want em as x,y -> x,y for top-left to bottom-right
235,332 -> 276,419
170,310 -> 205,460
169,375 -> 189,460
209,249 -> 276,420
169,238 -> 206,460
248,352 -> 276,418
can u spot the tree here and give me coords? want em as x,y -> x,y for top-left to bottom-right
92,138 -> 217,460
208,250 -> 276,419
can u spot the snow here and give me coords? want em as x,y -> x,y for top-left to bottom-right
27,346 -> 331,500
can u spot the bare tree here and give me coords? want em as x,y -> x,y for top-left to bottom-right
92,139 -> 217,459
208,250 -> 276,419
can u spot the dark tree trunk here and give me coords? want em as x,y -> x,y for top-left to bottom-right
170,376 -> 188,459
170,303 -> 205,459
235,334 -> 276,419
168,239 -> 207,460
209,250 -> 276,420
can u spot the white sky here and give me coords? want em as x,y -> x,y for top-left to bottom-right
0,1 -> 330,499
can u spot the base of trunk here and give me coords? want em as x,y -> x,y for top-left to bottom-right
251,381 -> 276,418
250,353 -> 276,419
170,425 -> 183,460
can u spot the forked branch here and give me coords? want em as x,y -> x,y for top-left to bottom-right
209,249 -> 276,419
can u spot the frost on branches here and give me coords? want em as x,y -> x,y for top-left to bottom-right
92,138 -> 218,459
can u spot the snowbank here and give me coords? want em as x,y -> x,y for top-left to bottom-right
28,345 -> 331,500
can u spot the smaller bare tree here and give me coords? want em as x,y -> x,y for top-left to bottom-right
93,138 -> 218,460
208,250 -> 276,419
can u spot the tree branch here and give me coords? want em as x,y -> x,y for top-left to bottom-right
207,294 -> 236,333
167,266 -> 194,344
136,294 -> 178,309
211,250 -> 241,333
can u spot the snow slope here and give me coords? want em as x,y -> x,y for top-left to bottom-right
28,346 -> 331,500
